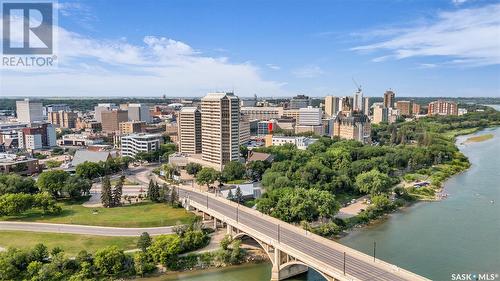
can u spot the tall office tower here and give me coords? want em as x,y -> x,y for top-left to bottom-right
48,111 -> 78,129
396,101 -> 412,116
363,97 -> 370,115
16,99 -> 43,123
428,100 -> 458,116
372,103 -> 389,124
178,107 -> 202,154
127,104 -> 152,123
201,92 -> 240,170
383,90 -> 396,108
289,94 -> 310,109
324,96 -> 340,117
101,110 -> 128,133
352,89 -> 364,112
239,115 -> 251,145
94,103 -> 118,122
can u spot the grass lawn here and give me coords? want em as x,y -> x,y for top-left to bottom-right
465,133 -> 494,143
1,201 -> 195,228
111,178 -> 140,185
0,231 -> 138,256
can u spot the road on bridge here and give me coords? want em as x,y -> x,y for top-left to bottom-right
178,187 -> 428,281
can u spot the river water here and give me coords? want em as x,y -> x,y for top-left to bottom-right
151,109 -> 500,281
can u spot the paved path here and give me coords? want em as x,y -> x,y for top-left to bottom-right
0,222 -> 175,236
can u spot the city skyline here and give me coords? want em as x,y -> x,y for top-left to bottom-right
1,0 -> 499,98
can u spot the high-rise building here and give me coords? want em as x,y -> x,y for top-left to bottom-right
353,89 -> 364,112
17,123 -> 56,150
16,99 -> 43,123
201,92 -> 240,170
363,97 -> 370,115
428,100 -> 458,116
127,104 -> 152,123
289,94 -> 310,109
45,104 -> 70,115
396,101 -> 412,116
121,133 -> 162,158
340,96 -> 353,114
324,96 -> 340,117
48,111 -> 78,129
239,116 -> 251,145
372,103 -> 388,124
94,103 -> 118,122
383,90 -> 396,108
412,103 -> 421,115
101,110 -> 128,133
178,107 -> 202,154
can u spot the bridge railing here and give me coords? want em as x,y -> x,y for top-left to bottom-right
179,184 -> 430,281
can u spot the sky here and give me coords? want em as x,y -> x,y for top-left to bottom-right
1,0 -> 500,98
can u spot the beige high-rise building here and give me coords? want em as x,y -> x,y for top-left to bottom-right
384,90 -> 395,108
428,100 -> 458,116
48,111 -> 78,129
178,107 -> 202,154
119,121 -> 145,135
16,99 -> 43,123
324,96 -> 340,117
372,103 -> 388,124
201,93 -> 240,170
412,103 -> 421,115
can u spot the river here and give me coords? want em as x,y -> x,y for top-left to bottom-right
150,109 -> 500,281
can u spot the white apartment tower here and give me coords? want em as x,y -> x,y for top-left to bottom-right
201,92 -> 240,170
121,133 -> 162,158
16,99 -> 43,123
178,107 -> 202,154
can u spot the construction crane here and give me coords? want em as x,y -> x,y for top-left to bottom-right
352,77 -> 362,93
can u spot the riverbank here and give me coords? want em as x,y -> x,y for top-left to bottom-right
339,126 -> 500,280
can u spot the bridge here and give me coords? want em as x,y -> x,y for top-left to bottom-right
177,186 -> 430,281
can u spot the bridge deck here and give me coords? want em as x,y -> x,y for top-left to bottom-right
178,186 -> 430,281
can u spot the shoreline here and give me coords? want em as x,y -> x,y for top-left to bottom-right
339,126 -> 498,239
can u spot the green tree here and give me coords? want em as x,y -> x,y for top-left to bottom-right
29,244 -> 48,262
185,162 -> 202,176
355,169 -> 392,195
45,160 -> 62,169
148,235 -> 182,268
64,176 -> 91,199
37,170 -> 70,197
226,189 -> 234,201
0,173 -> 37,195
170,187 -> 179,206
235,186 -> 243,203
195,167 -> 220,190
239,145 -> 249,160
246,160 -> 270,181
112,175 -> 124,207
147,179 -> 160,202
93,246 -> 131,276
137,232 -> 152,252
100,176 -> 112,208
75,161 -> 104,179
134,251 -> 155,277
222,161 -> 245,182
159,183 -> 171,203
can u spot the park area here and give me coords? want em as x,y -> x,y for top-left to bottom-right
0,231 -> 138,256
0,200 -> 194,228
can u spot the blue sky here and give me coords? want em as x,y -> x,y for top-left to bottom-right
2,0 -> 500,97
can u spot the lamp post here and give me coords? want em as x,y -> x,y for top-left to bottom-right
236,203 -> 239,223
373,241 -> 376,262
343,252 -> 346,275
277,224 -> 281,243
206,194 -> 209,209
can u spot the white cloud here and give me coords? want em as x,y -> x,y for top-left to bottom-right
266,64 -> 281,70
351,3 -> 500,67
1,23 -> 287,97
292,65 -> 324,78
